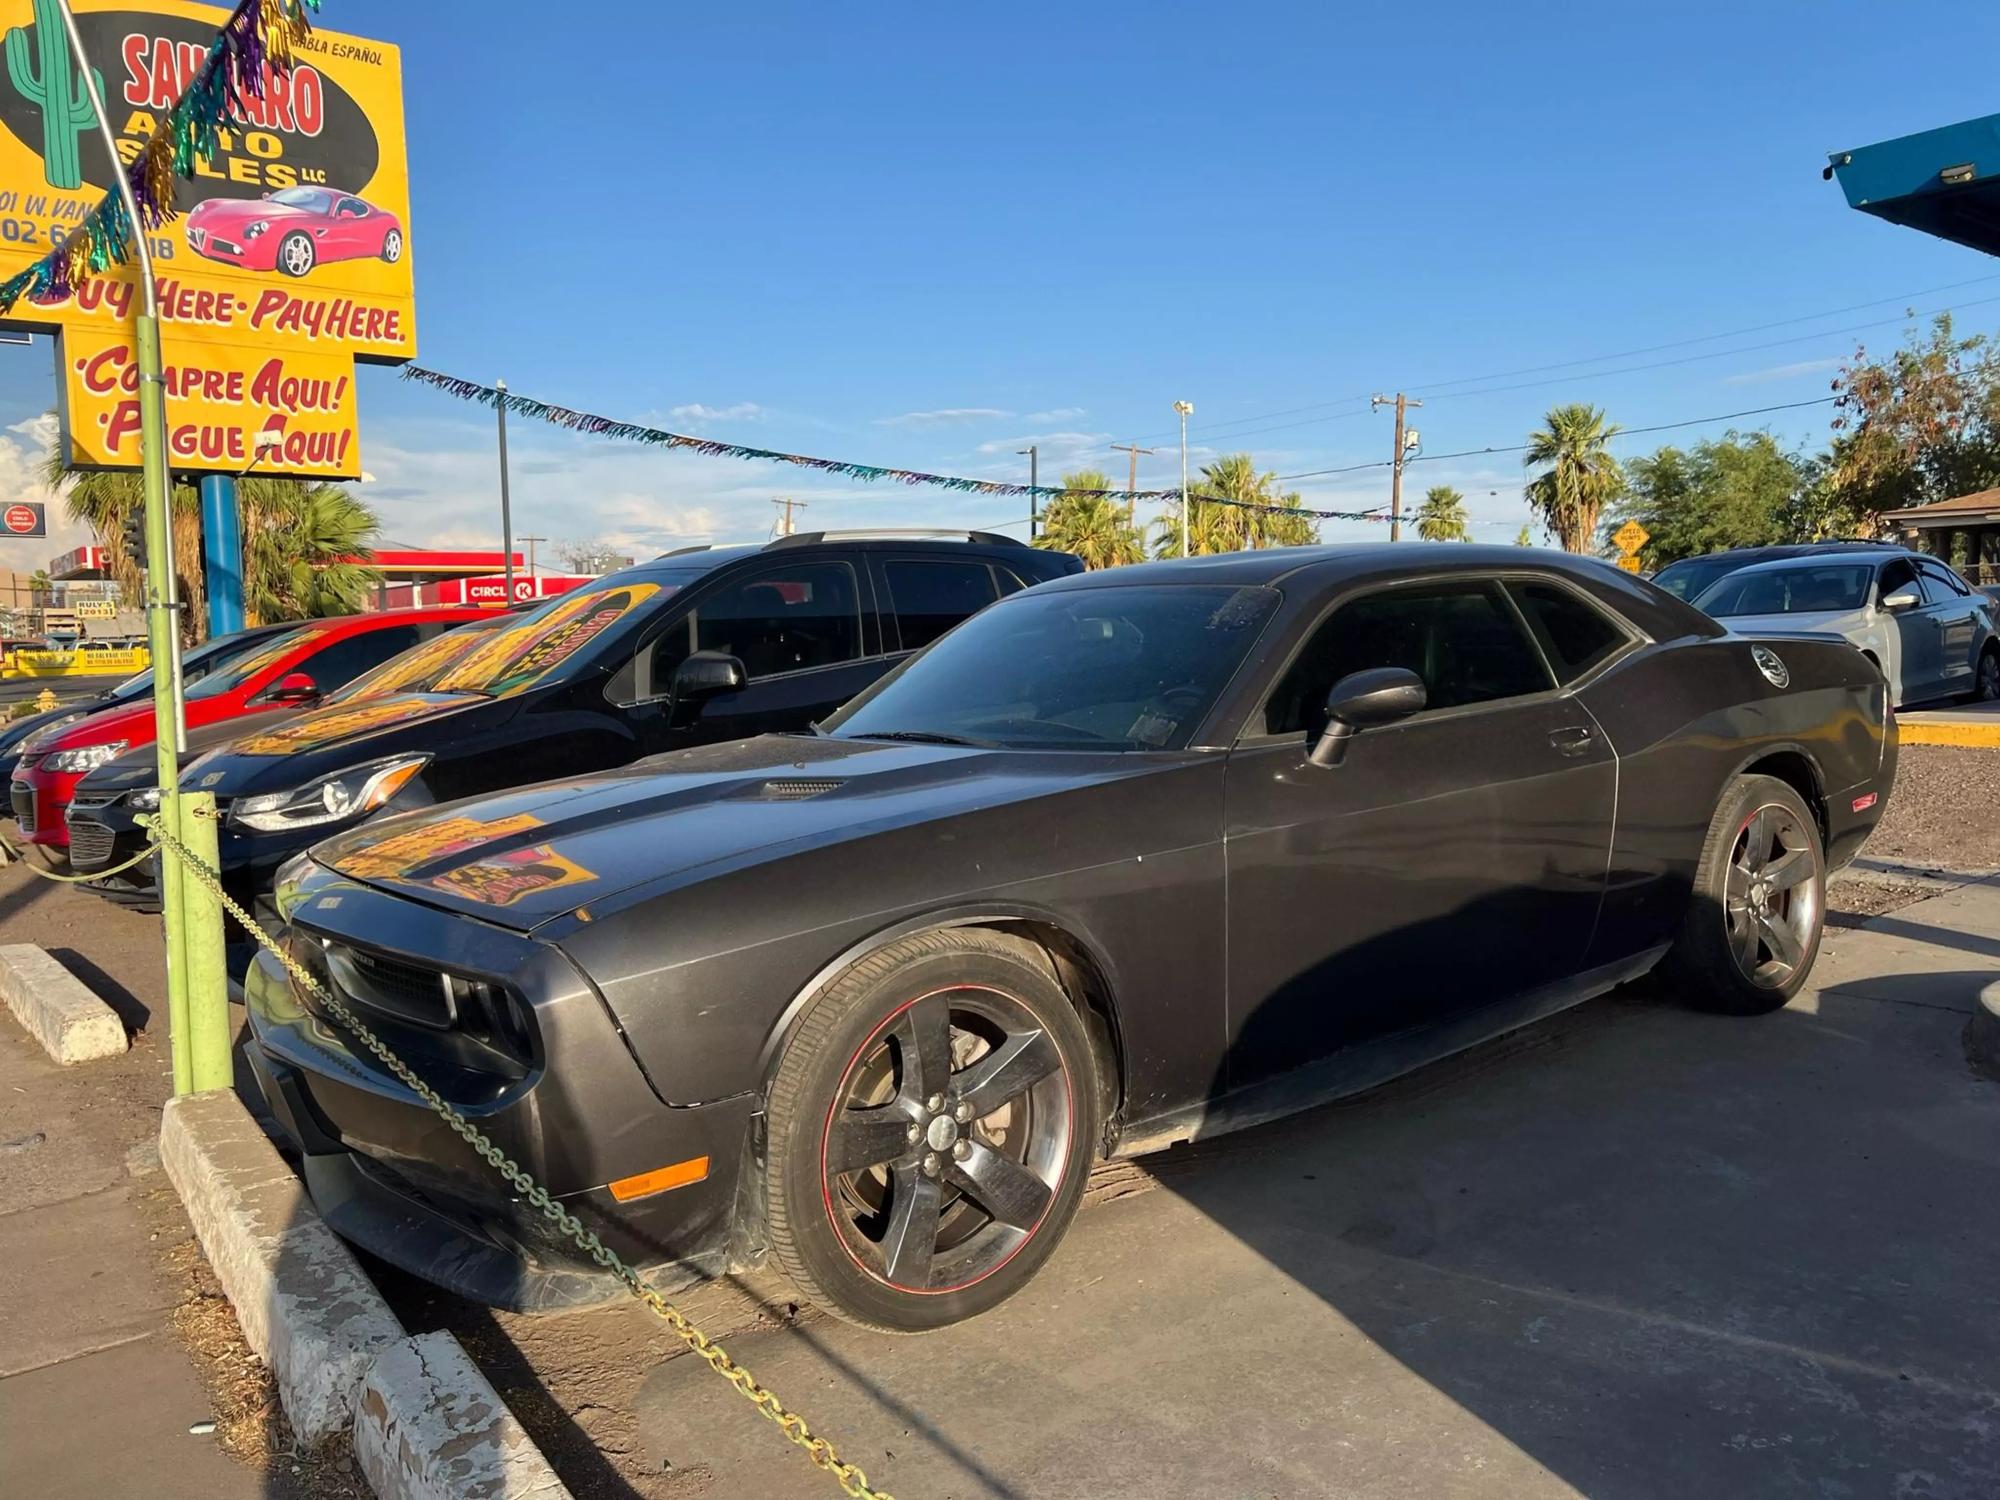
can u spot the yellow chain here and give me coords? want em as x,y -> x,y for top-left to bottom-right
0,829 -> 168,883
138,818 -> 894,1500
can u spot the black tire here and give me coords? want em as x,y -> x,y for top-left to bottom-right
1971,645 -> 2000,704
765,928 -> 1096,1333
277,231 -> 315,278
1660,774 -> 1824,1015
380,228 -> 403,264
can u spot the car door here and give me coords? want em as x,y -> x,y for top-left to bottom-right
623,556 -> 889,750
1222,575 -> 1617,1090
327,196 -> 373,256
1917,559 -> 1982,690
1876,557 -> 1942,703
869,554 -> 1004,656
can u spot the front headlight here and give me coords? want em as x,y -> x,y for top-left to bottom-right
244,220 -> 270,238
42,739 -> 129,773
230,755 -> 429,833
128,786 -> 162,813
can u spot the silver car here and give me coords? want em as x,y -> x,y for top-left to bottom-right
1693,551 -> 2000,707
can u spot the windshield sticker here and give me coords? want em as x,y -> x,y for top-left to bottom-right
233,697 -> 434,756
437,583 -> 663,697
329,630 -> 488,701
424,844 -> 598,908
336,811 -> 546,880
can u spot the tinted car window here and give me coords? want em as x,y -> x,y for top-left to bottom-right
827,584 -> 1278,751
1508,581 -> 1629,682
1697,564 -> 1874,617
287,625 -> 421,694
885,560 -> 999,651
1918,560 -> 1971,598
693,562 -> 862,679
1651,555 -> 1746,601
1266,580 -> 1553,734
186,625 -> 322,699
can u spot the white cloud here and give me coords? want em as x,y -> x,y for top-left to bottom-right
877,408 -> 1013,427
1023,407 -> 1086,423
973,431 -> 1112,458
666,402 -> 765,424
0,413 -> 91,578
1723,358 -> 1844,386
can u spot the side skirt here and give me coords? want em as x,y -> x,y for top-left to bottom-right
1112,944 -> 1670,1159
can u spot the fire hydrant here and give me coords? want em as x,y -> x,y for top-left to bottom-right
35,689 -> 57,713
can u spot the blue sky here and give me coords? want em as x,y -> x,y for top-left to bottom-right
7,0 -> 2000,571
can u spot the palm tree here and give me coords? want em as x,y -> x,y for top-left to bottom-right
1415,485 -> 1471,542
1524,403 -> 1624,553
1035,470 -> 1144,569
1150,454 -> 1319,557
40,447 -> 381,636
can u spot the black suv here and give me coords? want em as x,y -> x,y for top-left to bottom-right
68,532 -> 1078,946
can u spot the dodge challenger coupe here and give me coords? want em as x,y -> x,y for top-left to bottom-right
246,546 -> 1894,1332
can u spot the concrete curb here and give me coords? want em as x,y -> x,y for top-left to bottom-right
1893,717 -> 2000,749
1966,981 -> 2000,1083
0,943 -> 127,1063
160,1089 -> 404,1444
356,1332 -> 573,1500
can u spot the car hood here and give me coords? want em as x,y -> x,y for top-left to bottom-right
208,692 -> 491,764
312,733 -> 1180,931
77,712 -> 308,795
1719,608 -> 1870,639
2,697 -> 113,757
191,199 -> 321,228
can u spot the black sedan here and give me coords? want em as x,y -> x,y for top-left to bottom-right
245,546 -> 1894,1332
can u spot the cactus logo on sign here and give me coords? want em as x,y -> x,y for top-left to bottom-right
4,0 -> 102,190
0,1 -> 413,481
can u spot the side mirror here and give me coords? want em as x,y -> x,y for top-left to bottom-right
1309,667 -> 1426,768
1880,590 -> 1920,612
262,671 -> 319,704
670,649 -> 745,704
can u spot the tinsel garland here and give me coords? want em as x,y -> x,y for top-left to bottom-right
400,365 -> 1393,520
0,0 -> 319,314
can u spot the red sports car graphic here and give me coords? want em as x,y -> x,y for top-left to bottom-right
184,187 -> 405,278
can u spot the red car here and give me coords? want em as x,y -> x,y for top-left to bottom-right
9,608 -> 482,854
186,187 -> 405,278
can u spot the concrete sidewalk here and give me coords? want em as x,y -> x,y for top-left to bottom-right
0,976 -> 262,1499
639,878 -> 2000,1498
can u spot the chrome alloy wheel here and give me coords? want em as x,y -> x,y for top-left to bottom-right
1724,804 -> 1820,987
820,986 -> 1073,1294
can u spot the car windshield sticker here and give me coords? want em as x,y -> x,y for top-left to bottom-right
335,811 -> 547,880
436,583 -> 665,697
423,844 -> 598,908
232,697 -> 434,756
324,629 -> 491,703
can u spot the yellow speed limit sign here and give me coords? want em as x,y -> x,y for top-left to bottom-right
1611,519 -> 1650,556
1616,554 -> 1644,573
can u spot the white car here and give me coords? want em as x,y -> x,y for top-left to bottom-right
1693,551 -> 2000,707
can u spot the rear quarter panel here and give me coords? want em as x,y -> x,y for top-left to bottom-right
1579,633 -> 1886,967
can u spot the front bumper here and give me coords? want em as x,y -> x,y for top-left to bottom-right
9,762 -> 80,849
242,872 -> 759,1312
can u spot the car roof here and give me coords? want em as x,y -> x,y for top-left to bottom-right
1029,542 -> 1620,591
1656,542 -> 1894,570
300,606 -> 491,635
1714,551 -> 1912,578
629,531 -> 1046,581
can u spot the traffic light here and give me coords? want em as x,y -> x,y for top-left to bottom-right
122,508 -> 147,568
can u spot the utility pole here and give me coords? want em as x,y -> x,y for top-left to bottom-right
1110,442 -> 1155,525
518,535 -> 546,577
1173,402 -> 1194,557
495,378 -> 515,598
1017,446 -> 1038,538
1371,393 -> 1423,541
770,497 -> 807,537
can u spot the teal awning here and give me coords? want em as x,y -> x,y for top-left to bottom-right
1829,114 -> 2000,255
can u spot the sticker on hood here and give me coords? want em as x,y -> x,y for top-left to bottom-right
422,843 -> 598,908
232,698 -> 432,756
335,810 -> 547,880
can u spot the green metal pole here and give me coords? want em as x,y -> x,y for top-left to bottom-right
180,792 -> 231,1091
56,1 -> 201,1092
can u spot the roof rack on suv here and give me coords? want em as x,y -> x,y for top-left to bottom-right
764,528 -> 1027,550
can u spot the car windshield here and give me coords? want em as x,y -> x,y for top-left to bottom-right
825,584 -> 1280,751
318,620 -> 503,704
185,625 -> 321,699
434,575 -> 692,696
105,630 -> 252,701
1651,554 -> 1763,601
1695,564 -> 1874,618
268,187 -> 333,211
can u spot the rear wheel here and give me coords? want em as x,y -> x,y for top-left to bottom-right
1971,645 -> 2000,703
1660,774 -> 1824,1015
765,928 -> 1095,1332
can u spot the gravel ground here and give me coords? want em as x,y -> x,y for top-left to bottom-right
1862,744 -> 2000,871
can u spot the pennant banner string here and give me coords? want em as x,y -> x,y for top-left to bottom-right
400,365 -> 1397,520
0,0 -> 320,315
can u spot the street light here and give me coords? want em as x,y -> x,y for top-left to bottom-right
1017,445 -> 1038,538
1173,401 -> 1194,557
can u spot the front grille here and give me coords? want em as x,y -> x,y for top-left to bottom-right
11,784 -> 34,836
67,819 -> 115,871
187,227 -> 205,248
325,943 -> 453,1029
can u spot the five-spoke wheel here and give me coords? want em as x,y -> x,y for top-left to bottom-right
766,929 -> 1095,1331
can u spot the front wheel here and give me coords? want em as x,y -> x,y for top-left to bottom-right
765,928 -> 1095,1333
1660,773 -> 1824,1015
380,228 -> 404,264
1971,646 -> 2000,703
277,231 -> 315,277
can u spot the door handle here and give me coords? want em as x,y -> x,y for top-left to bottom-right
1548,725 -> 1595,757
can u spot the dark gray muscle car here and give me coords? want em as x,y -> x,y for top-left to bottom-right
243,545 -> 1894,1331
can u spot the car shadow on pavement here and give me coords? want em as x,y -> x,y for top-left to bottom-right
1152,960 -> 2000,1499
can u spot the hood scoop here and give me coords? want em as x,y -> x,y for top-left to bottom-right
751,778 -> 846,801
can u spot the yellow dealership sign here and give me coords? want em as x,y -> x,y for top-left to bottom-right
0,0 -> 412,476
